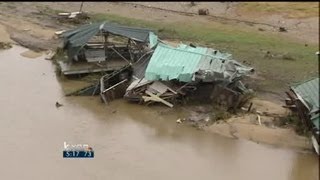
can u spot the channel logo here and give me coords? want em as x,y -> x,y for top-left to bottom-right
63,141 -> 94,158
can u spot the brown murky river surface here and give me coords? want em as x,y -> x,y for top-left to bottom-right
0,46 -> 319,180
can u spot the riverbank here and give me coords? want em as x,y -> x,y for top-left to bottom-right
0,2 -> 318,152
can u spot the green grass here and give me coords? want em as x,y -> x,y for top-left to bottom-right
90,13 -> 319,93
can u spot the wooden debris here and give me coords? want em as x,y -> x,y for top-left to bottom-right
257,115 -> 262,125
176,119 -> 182,123
55,30 -> 66,36
279,27 -> 287,32
143,90 -> 173,108
45,50 -> 56,60
55,102 -> 63,108
102,79 -> 128,94
198,8 -> 209,15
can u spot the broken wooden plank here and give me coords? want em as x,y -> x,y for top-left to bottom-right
102,79 -> 128,94
55,30 -> 66,35
142,90 -> 173,108
58,12 -> 70,16
148,81 -> 178,95
45,50 -> 56,60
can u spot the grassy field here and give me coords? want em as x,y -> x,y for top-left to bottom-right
91,13 -> 319,94
236,2 -> 319,18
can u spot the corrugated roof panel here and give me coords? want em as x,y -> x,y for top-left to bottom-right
145,43 -> 204,82
291,77 -> 319,112
145,42 -> 254,83
149,32 -> 158,48
63,22 -> 154,59
103,23 -> 152,42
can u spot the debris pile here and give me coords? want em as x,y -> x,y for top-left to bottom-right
124,42 -> 254,108
198,8 -> 209,15
284,77 -> 319,154
57,22 -> 254,110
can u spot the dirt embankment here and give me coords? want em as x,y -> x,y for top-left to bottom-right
0,2 -> 61,51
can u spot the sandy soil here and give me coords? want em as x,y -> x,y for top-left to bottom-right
0,2 -> 59,51
205,98 -> 312,150
205,116 -> 312,150
20,50 -> 43,59
0,24 -> 12,43
0,2 -> 316,151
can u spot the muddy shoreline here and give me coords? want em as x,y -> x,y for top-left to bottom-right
0,2 -> 317,152
0,3 -> 319,179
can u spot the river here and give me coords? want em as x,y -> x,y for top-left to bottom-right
0,46 -> 318,180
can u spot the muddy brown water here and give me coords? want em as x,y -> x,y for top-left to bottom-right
0,46 -> 318,180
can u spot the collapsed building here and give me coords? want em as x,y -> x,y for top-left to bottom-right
58,22 -> 157,75
285,77 -> 319,154
58,22 -> 254,110
125,42 -> 254,109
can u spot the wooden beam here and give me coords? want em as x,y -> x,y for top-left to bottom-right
110,46 -> 131,64
143,90 -> 173,108
102,79 -> 128,94
79,2 -> 84,12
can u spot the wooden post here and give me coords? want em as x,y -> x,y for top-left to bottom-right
248,102 -> 253,112
104,33 -> 108,61
79,2 -> 84,12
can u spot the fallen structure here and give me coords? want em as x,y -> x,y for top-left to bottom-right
285,77 -> 319,154
58,22 -> 158,75
124,42 -> 254,108
61,23 -> 254,110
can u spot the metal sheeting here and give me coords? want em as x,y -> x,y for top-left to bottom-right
102,23 -> 152,42
149,32 -> 158,49
63,23 -> 102,59
291,77 -> 319,113
291,77 -> 319,129
62,22 -> 156,59
145,43 -> 204,82
145,43 -> 253,83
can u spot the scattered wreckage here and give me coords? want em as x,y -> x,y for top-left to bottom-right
284,77 -> 319,154
56,22 -> 254,110
125,42 -> 254,109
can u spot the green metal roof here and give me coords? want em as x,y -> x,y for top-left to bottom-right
291,77 -> 319,113
145,43 -> 253,83
148,32 -> 158,49
145,43 -> 206,82
291,77 -> 319,129
62,22 -> 155,59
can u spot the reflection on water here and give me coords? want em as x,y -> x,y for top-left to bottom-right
0,46 -> 318,180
